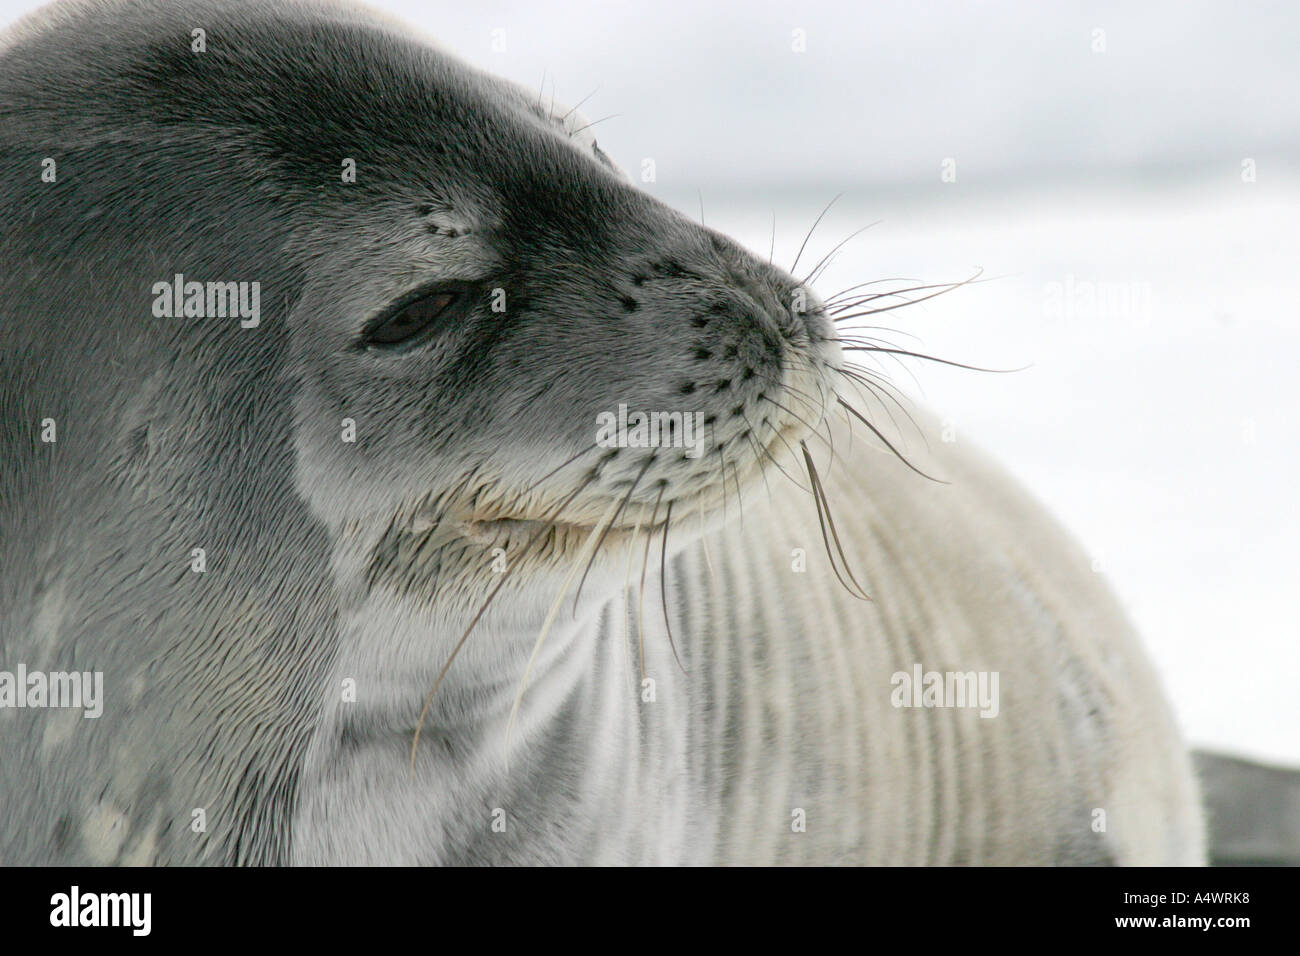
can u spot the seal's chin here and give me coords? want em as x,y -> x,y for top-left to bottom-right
453,492 -> 702,549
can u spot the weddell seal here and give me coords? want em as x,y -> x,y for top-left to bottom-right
0,0 -> 1205,866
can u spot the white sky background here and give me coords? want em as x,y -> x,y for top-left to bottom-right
3,1 -> 1297,764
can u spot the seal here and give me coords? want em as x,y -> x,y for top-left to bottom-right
0,0 -> 1204,865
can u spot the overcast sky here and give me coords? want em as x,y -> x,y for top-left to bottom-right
382,0 -> 1299,195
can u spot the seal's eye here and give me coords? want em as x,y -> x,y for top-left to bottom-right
362,289 -> 459,349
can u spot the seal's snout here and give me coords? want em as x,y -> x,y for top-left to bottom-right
721,264 -> 802,352
701,231 -> 834,352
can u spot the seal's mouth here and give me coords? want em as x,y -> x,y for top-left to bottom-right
450,418 -> 810,549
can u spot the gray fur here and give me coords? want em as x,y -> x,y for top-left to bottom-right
0,0 -> 1204,864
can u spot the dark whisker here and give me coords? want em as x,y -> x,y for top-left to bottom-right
659,499 -> 687,674
572,453 -> 655,616
790,194 -> 842,276
760,391 -> 827,442
752,397 -> 820,486
739,420 -> 779,503
711,421 -> 728,526
637,485 -> 664,680
829,269 -> 986,320
519,444 -> 602,499
802,221 -> 881,286
837,395 -> 947,483
559,87 -> 599,121
774,356 -> 833,429
823,276 -> 923,306
568,113 -> 621,136
800,440 -> 871,601
410,478 -> 592,771
833,339 -> 927,394
827,279 -> 985,314
826,322 -> 921,343
839,346 -> 1024,374
834,364 -> 921,447
727,457 -> 745,528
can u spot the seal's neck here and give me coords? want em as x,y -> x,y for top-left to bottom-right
292,585 -> 694,863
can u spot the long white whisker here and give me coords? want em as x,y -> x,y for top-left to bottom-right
697,497 -> 715,585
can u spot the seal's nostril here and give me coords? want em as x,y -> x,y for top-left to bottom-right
714,261 -> 808,350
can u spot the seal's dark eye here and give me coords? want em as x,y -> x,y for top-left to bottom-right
362,290 -> 458,349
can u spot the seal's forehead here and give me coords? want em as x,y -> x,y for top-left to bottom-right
539,98 -> 598,149
520,92 -> 628,179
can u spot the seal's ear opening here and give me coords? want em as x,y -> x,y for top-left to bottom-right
360,285 -> 463,351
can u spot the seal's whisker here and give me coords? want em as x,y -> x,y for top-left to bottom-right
836,395 -> 947,484
827,268 -> 993,307
727,457 -> 745,528
696,498 -> 716,586
740,425 -> 779,505
767,361 -> 824,411
826,323 -> 921,345
833,339 -> 927,392
745,402 -> 813,492
827,279 -> 981,314
568,113 -> 620,137
769,373 -> 829,433
559,87 -> 599,121
802,221 -> 881,286
774,360 -> 838,464
790,193 -> 842,276
838,346 -> 1023,374
833,364 -> 918,449
659,499 -> 687,674
518,444 -> 603,501
504,495 -> 624,760
410,478 -> 592,773
800,440 -> 871,601
823,276 -> 924,306
835,356 -> 920,411
829,268 -> 986,320
621,501 -> 647,698
637,485 -> 665,681
759,391 -> 830,453
830,328 -> 914,351
711,421 -> 728,527
804,251 -> 840,289
830,294 -> 933,318
571,454 -> 655,616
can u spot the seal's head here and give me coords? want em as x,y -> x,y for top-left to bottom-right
1,0 -> 844,691
266,19 -> 846,619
